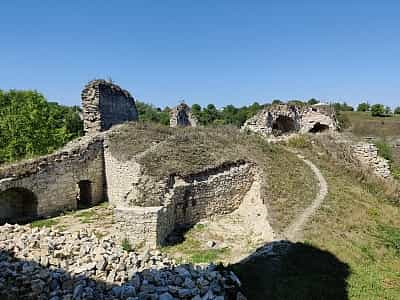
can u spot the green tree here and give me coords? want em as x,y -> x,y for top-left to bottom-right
272,99 -> 283,105
394,107 -> 400,114
370,104 -> 385,117
357,102 -> 370,112
307,98 -> 319,105
0,90 -> 83,163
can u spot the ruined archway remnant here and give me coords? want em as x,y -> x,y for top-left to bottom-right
309,122 -> 329,133
81,79 -> 139,134
0,188 -> 38,224
272,115 -> 296,135
170,103 -> 198,127
242,103 -> 338,136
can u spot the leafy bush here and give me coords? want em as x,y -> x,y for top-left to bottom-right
371,104 -> 385,117
375,140 -> 393,161
357,102 -> 370,112
0,90 -> 83,164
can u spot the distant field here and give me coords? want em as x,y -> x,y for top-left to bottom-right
342,111 -> 400,138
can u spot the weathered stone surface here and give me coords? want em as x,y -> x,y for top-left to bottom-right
170,103 -> 198,127
0,224 -> 245,299
82,79 -> 138,134
242,103 -> 338,136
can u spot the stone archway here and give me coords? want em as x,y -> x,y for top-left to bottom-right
309,122 -> 329,133
0,188 -> 38,224
272,115 -> 296,135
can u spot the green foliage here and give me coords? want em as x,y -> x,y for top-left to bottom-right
31,218 -> 59,228
307,98 -> 319,105
121,238 -> 133,252
136,101 -> 170,125
0,90 -> 83,164
375,140 -> 393,161
357,102 -> 370,112
376,224 -> 400,255
371,104 -> 385,117
332,102 -> 354,112
394,107 -> 400,114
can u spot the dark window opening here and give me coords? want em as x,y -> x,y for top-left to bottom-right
272,116 -> 296,135
0,188 -> 38,224
309,122 -> 329,133
176,110 -> 190,126
78,180 -> 92,209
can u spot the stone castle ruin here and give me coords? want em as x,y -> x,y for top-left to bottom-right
170,102 -> 198,127
82,79 -> 138,134
242,103 -> 338,136
0,80 -> 260,248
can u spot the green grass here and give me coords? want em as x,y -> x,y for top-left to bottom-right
30,218 -> 59,228
342,111 -> 400,137
108,123 -> 317,233
231,138 -> 400,299
75,210 -> 97,224
162,225 -> 231,264
121,238 -> 134,252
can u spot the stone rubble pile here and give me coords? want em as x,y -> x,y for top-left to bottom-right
0,224 -> 245,300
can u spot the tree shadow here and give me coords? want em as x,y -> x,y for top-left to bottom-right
0,240 -> 350,299
229,240 -> 351,300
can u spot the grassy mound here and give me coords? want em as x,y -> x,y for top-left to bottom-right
107,122 -> 318,233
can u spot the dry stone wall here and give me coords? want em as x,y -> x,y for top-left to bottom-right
82,80 -> 138,134
352,142 -> 392,179
0,135 -> 105,223
108,154 -> 256,247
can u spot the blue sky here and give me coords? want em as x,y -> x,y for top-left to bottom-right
1,1 -> 399,108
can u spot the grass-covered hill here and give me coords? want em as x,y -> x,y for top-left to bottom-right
233,134 -> 400,300
107,122 -> 317,233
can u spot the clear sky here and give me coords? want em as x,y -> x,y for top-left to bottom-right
1,1 -> 399,108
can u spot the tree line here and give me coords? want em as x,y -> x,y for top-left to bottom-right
1,88 -> 399,164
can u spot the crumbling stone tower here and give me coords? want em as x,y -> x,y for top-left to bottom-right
81,80 -> 139,134
170,103 -> 198,127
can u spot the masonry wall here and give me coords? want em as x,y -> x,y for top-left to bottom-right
112,161 -> 255,247
0,136 -> 105,223
82,80 -> 138,134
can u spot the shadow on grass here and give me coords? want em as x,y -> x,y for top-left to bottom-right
230,240 -> 350,300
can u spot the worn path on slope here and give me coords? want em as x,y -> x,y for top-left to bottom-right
283,154 -> 328,241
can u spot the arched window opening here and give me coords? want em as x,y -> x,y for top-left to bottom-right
309,122 -> 329,133
176,110 -> 190,127
272,116 -> 296,135
0,188 -> 38,224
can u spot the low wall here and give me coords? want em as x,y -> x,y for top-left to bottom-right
0,135 -> 105,223
112,161 -> 255,248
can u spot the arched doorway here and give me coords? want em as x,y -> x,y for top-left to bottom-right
309,122 -> 329,133
176,110 -> 190,126
272,115 -> 296,135
77,180 -> 93,209
0,188 -> 38,224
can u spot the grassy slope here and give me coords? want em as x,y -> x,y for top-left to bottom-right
233,136 -> 400,300
108,122 -> 317,233
342,111 -> 400,138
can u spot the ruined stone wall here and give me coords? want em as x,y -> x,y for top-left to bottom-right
0,135 -> 105,223
352,142 -> 392,179
111,160 -> 255,248
170,103 -> 198,127
242,104 -> 337,136
82,80 -> 138,134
